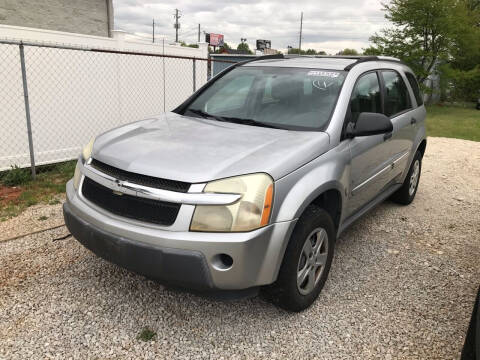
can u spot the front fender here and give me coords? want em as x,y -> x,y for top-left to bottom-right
272,142 -> 351,224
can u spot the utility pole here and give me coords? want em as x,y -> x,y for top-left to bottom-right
298,12 -> 303,54
152,18 -> 155,43
198,24 -> 200,43
173,9 -> 181,43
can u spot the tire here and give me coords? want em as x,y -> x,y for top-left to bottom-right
390,150 -> 422,205
263,205 -> 335,312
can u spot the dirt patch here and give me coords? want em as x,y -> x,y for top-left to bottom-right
0,185 -> 22,205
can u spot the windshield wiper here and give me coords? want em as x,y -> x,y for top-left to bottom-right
186,109 -> 225,122
218,116 -> 286,129
187,109 -> 285,130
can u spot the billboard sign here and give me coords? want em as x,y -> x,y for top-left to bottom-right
256,40 -> 271,51
206,33 -> 224,47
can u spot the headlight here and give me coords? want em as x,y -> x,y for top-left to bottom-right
82,138 -> 95,161
73,162 -> 82,190
190,173 -> 274,232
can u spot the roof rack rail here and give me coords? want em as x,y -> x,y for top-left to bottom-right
343,56 -> 380,70
237,53 -> 284,66
281,54 -> 403,70
344,55 -> 403,71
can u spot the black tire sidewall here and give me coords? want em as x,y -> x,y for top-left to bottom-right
391,150 -> 422,205
404,151 -> 422,203
270,205 -> 336,312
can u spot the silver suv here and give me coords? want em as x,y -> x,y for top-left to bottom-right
64,55 -> 426,311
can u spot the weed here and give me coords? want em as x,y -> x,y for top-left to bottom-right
0,165 -> 30,186
0,160 -> 75,219
138,327 -> 156,342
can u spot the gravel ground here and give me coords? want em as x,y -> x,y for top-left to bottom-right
0,195 -> 64,242
0,137 -> 479,359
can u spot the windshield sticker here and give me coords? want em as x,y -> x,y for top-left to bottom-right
307,70 -> 340,78
312,80 -> 334,91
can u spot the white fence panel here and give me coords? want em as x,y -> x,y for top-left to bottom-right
0,25 -> 209,171
0,44 -> 31,169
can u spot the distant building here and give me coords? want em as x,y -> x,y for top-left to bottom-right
0,0 -> 114,37
263,48 -> 279,55
219,48 -> 251,55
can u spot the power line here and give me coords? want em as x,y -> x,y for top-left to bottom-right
299,12 -> 303,52
173,9 -> 181,43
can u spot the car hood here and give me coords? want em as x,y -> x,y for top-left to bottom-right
92,112 -> 330,183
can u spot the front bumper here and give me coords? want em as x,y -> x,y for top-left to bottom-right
64,180 -> 296,291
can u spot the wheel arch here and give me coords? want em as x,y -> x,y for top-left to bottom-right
275,179 -> 345,232
310,188 -> 343,231
417,138 -> 427,157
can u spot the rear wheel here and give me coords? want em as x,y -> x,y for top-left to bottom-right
391,150 -> 422,205
263,205 -> 335,312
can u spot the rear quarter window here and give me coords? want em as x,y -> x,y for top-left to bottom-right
405,72 -> 424,106
381,70 -> 412,117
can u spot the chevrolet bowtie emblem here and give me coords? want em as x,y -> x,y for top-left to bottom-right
112,179 -> 124,195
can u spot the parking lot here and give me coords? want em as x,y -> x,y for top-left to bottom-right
1,136 -> 479,359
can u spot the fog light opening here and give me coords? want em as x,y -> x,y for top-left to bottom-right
212,253 -> 234,270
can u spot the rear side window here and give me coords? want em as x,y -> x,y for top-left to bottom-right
405,72 -> 424,106
350,72 -> 382,123
381,71 -> 411,117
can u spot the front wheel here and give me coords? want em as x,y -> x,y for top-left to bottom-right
391,150 -> 422,205
263,205 -> 335,312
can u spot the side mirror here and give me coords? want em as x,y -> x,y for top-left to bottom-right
345,112 -> 393,138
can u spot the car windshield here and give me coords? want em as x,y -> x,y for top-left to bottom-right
184,66 -> 347,130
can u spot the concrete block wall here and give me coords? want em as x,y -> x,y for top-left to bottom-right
0,0 -> 113,37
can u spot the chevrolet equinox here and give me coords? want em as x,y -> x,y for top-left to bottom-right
64,54 -> 427,311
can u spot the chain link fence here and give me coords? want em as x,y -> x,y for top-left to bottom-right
0,39 -> 234,177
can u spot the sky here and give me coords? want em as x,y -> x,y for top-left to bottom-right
112,0 -> 391,54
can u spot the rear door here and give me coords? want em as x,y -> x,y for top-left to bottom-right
379,70 -> 415,182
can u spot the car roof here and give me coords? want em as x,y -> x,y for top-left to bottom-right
242,55 -> 403,71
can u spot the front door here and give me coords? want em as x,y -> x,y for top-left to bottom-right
346,71 -> 395,216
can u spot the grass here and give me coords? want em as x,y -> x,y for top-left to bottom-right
0,160 -> 76,220
137,327 -> 156,342
426,103 -> 480,142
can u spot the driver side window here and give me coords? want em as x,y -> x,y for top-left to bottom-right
350,72 -> 382,123
206,75 -> 255,114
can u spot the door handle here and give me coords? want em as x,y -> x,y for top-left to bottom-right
384,132 -> 393,141
411,117 -> 417,125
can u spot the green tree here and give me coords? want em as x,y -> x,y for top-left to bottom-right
440,0 -> 480,101
221,42 -> 232,50
362,46 -> 381,56
448,0 -> 480,70
208,42 -> 232,54
287,48 -> 326,55
304,48 -> 318,55
237,42 -> 254,54
337,48 -> 359,56
180,41 -> 199,48
367,0 -> 459,83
